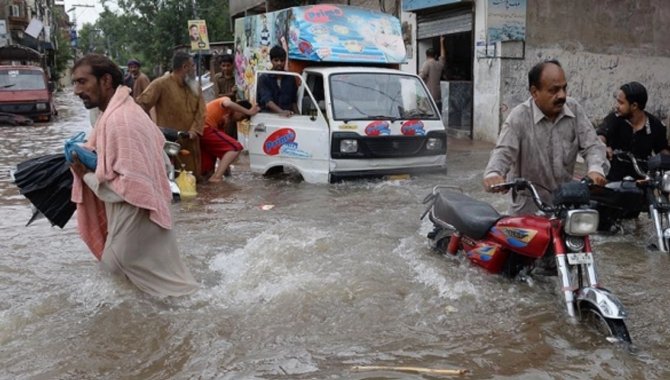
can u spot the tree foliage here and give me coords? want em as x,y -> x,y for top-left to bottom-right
51,7 -> 73,87
79,0 -> 233,77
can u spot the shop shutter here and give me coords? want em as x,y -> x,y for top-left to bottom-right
417,7 -> 472,39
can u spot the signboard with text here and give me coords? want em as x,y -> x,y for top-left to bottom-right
487,0 -> 527,42
188,20 -> 210,51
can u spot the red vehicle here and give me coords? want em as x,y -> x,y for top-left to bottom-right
422,178 -> 631,344
0,65 -> 55,122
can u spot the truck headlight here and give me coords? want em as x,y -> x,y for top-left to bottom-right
563,209 -> 599,236
426,137 -> 443,150
340,139 -> 358,153
662,172 -> 670,193
36,103 -> 48,111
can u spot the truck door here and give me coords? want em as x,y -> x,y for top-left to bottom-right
248,70 -> 330,184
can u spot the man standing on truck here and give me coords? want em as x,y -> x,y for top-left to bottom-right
419,36 -> 446,112
136,52 -> 205,179
257,45 -> 298,117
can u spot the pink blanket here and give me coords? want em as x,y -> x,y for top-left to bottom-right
71,86 -> 172,260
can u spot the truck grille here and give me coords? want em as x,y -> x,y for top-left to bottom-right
331,131 -> 447,159
364,137 -> 425,157
0,103 -> 35,113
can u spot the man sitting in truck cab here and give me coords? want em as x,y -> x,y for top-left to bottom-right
257,45 -> 298,117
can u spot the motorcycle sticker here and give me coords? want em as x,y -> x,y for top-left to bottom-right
466,245 -> 497,262
491,227 -> 538,248
401,119 -> 426,136
365,120 -> 391,136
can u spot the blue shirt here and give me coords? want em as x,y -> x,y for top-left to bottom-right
257,73 -> 297,112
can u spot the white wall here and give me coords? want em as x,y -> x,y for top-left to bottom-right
500,48 -> 670,125
399,11 -> 417,74
471,0 -> 501,142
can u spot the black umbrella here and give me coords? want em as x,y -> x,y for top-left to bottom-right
13,154 -> 76,228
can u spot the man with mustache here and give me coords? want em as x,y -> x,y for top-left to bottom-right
137,52 -> 205,179
596,81 -> 669,181
70,53 -> 197,296
483,59 -> 609,215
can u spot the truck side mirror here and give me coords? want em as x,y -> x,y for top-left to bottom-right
48,81 -> 55,92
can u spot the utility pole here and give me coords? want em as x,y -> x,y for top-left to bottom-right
192,0 -> 201,87
67,4 -> 95,30
66,4 -> 95,58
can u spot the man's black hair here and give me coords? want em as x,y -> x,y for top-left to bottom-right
73,53 -> 123,88
620,81 -> 648,110
237,100 -> 252,109
528,59 -> 562,90
172,51 -> 192,71
219,54 -> 234,64
426,48 -> 435,58
269,45 -> 287,61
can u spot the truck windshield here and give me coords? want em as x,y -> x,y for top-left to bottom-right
330,73 -> 438,121
0,69 -> 46,91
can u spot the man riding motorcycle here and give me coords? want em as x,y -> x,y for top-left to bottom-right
597,81 -> 670,181
483,59 -> 608,215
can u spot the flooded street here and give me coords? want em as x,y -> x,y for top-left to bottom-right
2,90 -> 670,379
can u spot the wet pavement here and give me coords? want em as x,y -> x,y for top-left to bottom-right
1,90 -> 670,379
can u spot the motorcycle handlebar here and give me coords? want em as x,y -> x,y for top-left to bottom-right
491,177 -> 594,213
490,178 -> 561,213
611,150 -> 648,178
160,127 -> 191,142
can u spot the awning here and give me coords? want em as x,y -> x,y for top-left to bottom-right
403,0 -> 465,11
0,44 -> 43,61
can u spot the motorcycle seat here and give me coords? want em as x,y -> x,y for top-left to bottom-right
433,190 -> 501,239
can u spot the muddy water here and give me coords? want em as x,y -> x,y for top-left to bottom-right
1,91 -> 669,379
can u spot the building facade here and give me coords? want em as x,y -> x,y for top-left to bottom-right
0,0 -> 60,76
402,0 -> 670,142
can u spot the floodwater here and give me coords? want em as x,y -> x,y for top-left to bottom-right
1,90 -> 669,379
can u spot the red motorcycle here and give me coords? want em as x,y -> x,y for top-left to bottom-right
422,178 -> 631,343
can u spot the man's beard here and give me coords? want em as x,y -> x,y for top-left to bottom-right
185,74 -> 200,96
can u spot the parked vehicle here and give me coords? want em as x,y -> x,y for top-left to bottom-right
235,5 -> 447,183
422,178 -> 631,343
0,65 -> 55,122
160,127 -> 190,201
590,151 -> 670,251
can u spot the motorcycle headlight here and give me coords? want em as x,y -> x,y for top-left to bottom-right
662,172 -> 670,193
564,209 -> 599,236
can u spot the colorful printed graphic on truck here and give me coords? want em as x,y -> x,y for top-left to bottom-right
263,128 -> 311,158
401,120 -> 426,136
234,5 -> 406,101
365,120 -> 391,136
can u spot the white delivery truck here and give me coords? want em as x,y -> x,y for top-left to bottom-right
234,5 -> 446,183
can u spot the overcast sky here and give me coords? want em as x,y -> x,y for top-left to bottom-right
61,0 -> 106,30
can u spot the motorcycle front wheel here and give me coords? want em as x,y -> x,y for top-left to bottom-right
580,303 -> 631,344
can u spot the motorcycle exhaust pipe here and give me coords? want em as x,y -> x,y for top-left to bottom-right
447,232 -> 460,255
649,206 -> 668,252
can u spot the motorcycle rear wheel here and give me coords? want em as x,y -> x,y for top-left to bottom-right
580,303 -> 631,344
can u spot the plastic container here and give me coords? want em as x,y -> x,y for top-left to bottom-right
176,168 -> 197,197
